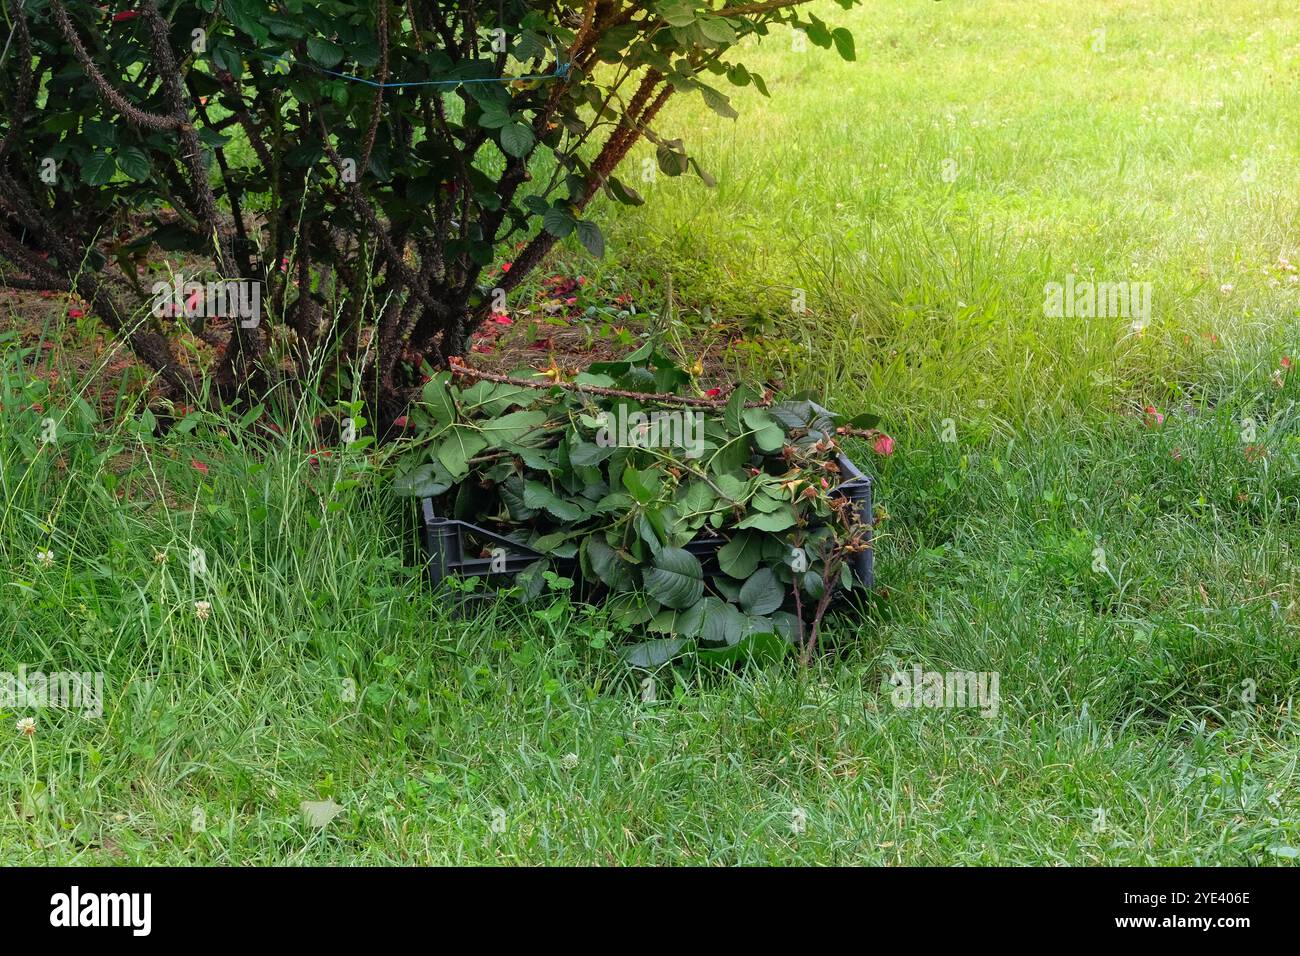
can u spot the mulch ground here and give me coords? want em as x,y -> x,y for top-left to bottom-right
3,260 -> 750,418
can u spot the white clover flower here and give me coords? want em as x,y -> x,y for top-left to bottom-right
153,550 -> 167,564
16,717 -> 35,737
1220,283 -> 1234,295
560,752 -> 579,771
35,549 -> 54,569
193,600 -> 212,621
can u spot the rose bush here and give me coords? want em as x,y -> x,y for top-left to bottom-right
0,0 -> 861,425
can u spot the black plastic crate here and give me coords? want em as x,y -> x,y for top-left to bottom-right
418,453 -> 872,593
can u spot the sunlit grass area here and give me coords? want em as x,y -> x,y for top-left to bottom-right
560,0 -> 1300,424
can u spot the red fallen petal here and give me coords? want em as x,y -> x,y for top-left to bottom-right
393,416 -> 409,428
491,315 -> 513,325
190,460 -> 209,475
501,262 -> 512,272
112,11 -> 139,21
68,308 -> 84,318
704,388 -> 722,397
471,343 -> 494,353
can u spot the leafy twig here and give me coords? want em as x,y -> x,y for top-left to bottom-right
449,363 -> 772,409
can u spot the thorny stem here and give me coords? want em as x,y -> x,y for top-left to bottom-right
449,364 -> 772,409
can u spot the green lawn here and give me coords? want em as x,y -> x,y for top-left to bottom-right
2,0 -> 1299,864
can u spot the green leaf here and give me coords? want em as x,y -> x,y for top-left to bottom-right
713,474 -> 747,501
739,567 -> 785,615
737,507 -> 796,532
621,637 -> 688,668
805,17 -> 833,48
605,176 -> 645,206
83,119 -> 117,148
197,127 -> 232,148
421,374 -> 456,425
769,400 -> 815,431
743,407 -> 785,452
636,512 -> 664,557
436,426 -> 488,478
832,27 -> 857,61
621,465 -> 660,504
749,491 -> 787,514
674,597 -> 708,638
845,411 -> 881,430
115,147 -> 151,182
513,29 -> 546,61
499,122 -> 535,158
689,158 -> 717,188
523,480 -> 587,521
726,63 -> 751,87
700,85 -> 738,120
698,629 -> 790,664
532,531 -> 575,553
306,37 -> 345,67
570,440 -> 613,467
516,559 -> 549,601
594,492 -> 633,514
657,1 -> 698,28
585,536 -> 633,589
477,104 -> 511,129
81,152 -> 116,186
699,17 -> 738,45
643,547 -> 704,609
479,409 -> 548,446
770,611 -> 801,643
695,597 -> 747,646
499,476 -> 537,520
718,531 -> 763,578
656,145 -> 690,177
575,219 -> 605,258
543,206 -> 575,239
724,385 -> 756,433
677,480 -> 716,517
